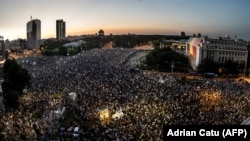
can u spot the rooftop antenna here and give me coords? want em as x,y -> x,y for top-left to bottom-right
30,15 -> 32,20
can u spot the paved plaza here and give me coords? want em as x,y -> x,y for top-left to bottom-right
0,48 -> 250,140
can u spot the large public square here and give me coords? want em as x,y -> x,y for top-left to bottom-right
0,48 -> 250,141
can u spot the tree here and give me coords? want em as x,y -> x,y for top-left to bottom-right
181,31 -> 186,37
52,48 -> 60,55
197,33 -> 201,37
197,59 -> 219,73
223,60 -> 239,74
1,58 -> 31,109
197,59 -> 242,76
4,90 -> 19,108
141,47 -> 191,72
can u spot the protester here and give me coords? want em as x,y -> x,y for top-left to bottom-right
0,48 -> 249,141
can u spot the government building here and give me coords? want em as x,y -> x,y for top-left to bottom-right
186,36 -> 248,70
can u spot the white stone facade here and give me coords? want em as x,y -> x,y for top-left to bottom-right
186,36 -> 248,70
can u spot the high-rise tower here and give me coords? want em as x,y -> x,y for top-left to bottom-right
56,19 -> 66,40
0,36 -> 5,61
27,17 -> 41,49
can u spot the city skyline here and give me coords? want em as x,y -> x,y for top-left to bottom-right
1,0 -> 250,40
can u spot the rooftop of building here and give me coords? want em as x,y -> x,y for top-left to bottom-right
99,29 -> 104,34
188,36 -> 248,46
56,19 -> 65,22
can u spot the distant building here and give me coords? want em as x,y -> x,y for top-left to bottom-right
56,19 -> 66,40
4,39 -> 10,49
98,29 -> 104,36
0,36 -> 5,61
8,39 -> 27,50
160,39 -> 187,51
181,31 -> 186,37
186,36 -> 248,70
27,18 -> 41,49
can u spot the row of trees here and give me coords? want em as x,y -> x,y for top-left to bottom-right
197,59 -> 245,76
40,39 -> 85,56
41,46 -> 83,56
140,47 -> 191,72
40,35 -> 190,56
85,34 -> 189,48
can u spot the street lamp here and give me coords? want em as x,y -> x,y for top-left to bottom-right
166,60 -> 181,76
171,61 -> 175,76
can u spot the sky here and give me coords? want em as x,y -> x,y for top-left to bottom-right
1,0 -> 250,40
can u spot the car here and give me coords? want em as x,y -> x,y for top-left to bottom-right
73,126 -> 80,137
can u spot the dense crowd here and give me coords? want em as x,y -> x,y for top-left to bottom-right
0,48 -> 250,141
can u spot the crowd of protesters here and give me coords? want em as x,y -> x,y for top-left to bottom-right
0,48 -> 250,140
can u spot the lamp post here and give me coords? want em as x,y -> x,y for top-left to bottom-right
171,61 -> 175,76
166,60 -> 180,76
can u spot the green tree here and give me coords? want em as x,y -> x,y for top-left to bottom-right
142,47 -> 191,72
52,48 -> 60,55
197,59 -> 219,73
59,46 -> 68,55
4,90 -> 20,108
223,60 -> 239,74
1,58 -> 31,109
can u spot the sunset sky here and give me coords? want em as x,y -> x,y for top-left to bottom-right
1,0 -> 250,40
